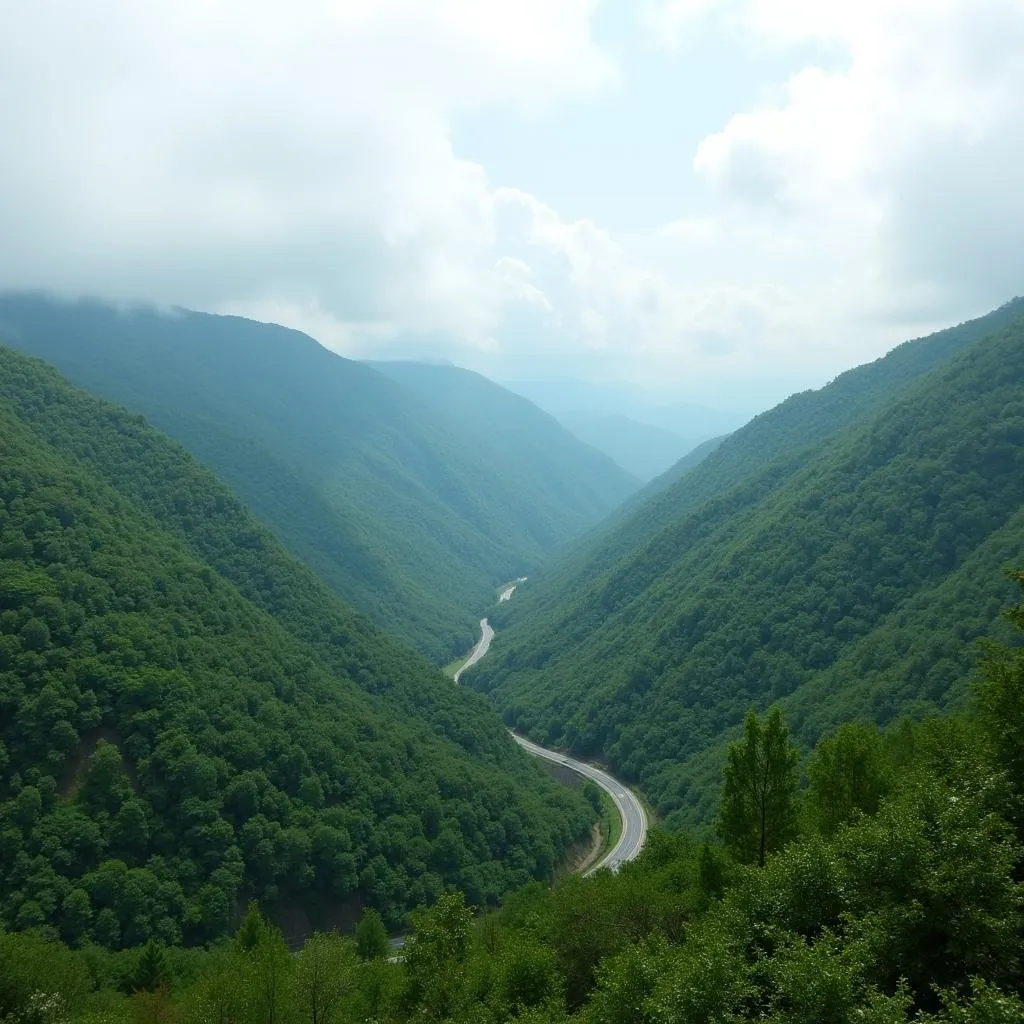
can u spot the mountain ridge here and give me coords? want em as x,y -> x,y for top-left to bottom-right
0,342 -> 595,944
0,294 -> 637,661
473,303 -> 1024,826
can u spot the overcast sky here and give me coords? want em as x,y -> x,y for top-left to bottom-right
2,0 -> 1022,413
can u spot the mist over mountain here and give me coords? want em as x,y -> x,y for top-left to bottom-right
365,359 -> 639,509
0,294 -> 637,662
555,412 -> 709,481
500,376 -> 747,437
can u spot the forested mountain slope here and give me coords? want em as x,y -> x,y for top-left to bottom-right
472,312 -> 1024,826
0,345 -> 594,947
494,298 -> 1024,634
364,360 -> 639,511
0,295 -> 635,661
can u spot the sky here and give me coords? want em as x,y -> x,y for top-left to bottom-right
1,0 -> 1022,415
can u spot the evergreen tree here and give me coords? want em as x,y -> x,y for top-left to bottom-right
133,939 -> 170,992
717,707 -> 798,866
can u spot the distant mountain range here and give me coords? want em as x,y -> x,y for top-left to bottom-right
0,294 -> 638,662
552,412 -> 704,482
497,377 -> 745,481
503,376 -> 743,428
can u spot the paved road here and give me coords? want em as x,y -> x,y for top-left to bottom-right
452,618 -> 494,684
511,733 -> 648,874
498,576 -> 528,603
452,610 -> 648,873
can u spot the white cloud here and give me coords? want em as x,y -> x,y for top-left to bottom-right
0,0 -> 612,348
641,0 -> 719,47
650,0 -> 1024,381
2,0 -> 1023,410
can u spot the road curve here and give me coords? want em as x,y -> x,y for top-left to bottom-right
453,618 -> 494,684
452,613 -> 647,873
510,733 -> 648,875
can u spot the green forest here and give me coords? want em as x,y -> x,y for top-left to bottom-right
3,578 -> 1023,1023
474,306 -> 1024,826
0,295 -> 637,661
0,344 -> 595,947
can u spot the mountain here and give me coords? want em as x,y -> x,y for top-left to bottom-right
490,298 -> 1024,637
634,401 -> 745,440
0,344 -> 595,946
636,434 -> 729,497
471,301 -> 1024,826
499,377 -> 746,437
0,294 -> 637,661
554,412 -> 703,481
363,359 -> 639,510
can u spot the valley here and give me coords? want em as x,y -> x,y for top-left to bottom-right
473,301 -> 1024,827
2,296 -> 1023,1024
4,7 -> 1023,1018
450,606 -> 648,876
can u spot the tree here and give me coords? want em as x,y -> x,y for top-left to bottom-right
133,939 -> 170,992
403,892 -> 474,1019
249,919 -> 294,1024
718,707 -> 798,867
976,570 -> 1024,807
236,900 -> 267,952
296,932 -> 356,1024
354,908 -> 389,960
82,740 -> 131,815
807,723 -> 890,836
59,889 -> 92,945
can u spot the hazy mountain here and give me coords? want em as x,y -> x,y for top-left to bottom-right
0,294 -> 637,661
473,300 -> 1024,826
554,412 -> 705,481
630,434 -> 729,500
365,359 -> 639,510
500,377 -> 747,439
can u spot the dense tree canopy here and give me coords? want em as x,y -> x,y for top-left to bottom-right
0,344 -> 595,946
2,577 -> 1023,1022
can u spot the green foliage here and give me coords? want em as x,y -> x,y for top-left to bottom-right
1,608 -> 1023,1023
976,570 -> 1024,815
0,345 -> 595,946
0,295 -> 636,661
354,909 -> 389,961
132,940 -> 169,992
295,931 -> 357,1024
718,707 -> 799,866
807,722 -> 890,836
473,305 -> 1024,826
403,892 -> 475,1019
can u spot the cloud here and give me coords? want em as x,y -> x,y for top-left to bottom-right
3,0 -> 1023,410
0,0 -> 612,345
641,0 -> 719,47
682,0 -> 1024,320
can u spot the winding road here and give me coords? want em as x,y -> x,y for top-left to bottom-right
452,618 -> 494,684
453,612 -> 648,874
510,733 -> 648,875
